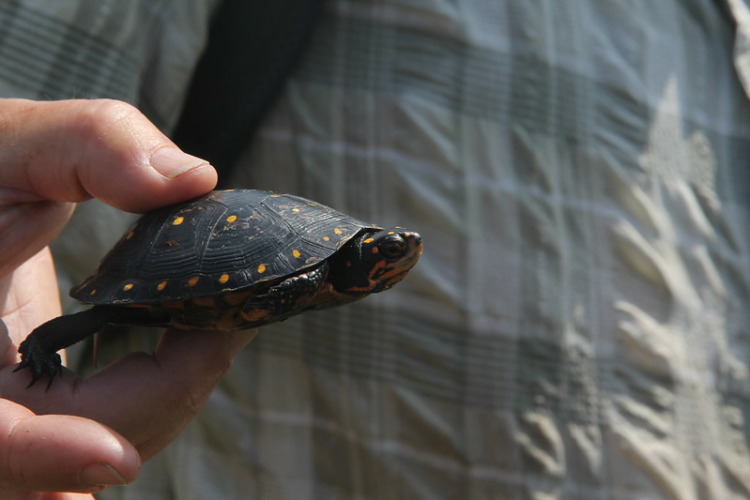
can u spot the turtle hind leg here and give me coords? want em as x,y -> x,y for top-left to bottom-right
16,306 -> 111,388
16,305 -> 169,388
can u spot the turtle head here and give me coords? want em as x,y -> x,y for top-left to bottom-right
328,228 -> 423,295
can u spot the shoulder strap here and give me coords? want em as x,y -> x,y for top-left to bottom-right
172,0 -> 324,184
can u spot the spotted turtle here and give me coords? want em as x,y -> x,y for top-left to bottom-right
17,189 -> 422,386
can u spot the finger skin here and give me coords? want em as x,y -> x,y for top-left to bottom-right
0,98 -> 217,280
0,249 -> 61,367
83,328 -> 258,459
0,399 -> 140,495
6,329 -> 258,461
0,98 -> 217,210
0,199 -> 75,283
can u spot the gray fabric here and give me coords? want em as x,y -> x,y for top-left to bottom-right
0,0 -> 217,128
215,2 -> 750,498
2,1 -> 750,499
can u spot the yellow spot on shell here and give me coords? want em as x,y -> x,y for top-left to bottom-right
125,230 -> 134,240
364,237 -> 374,244
292,208 -> 300,213
334,228 -> 343,235
219,273 -> 230,284
173,216 -> 185,225
257,264 -> 267,273
157,281 -> 168,291
271,194 -> 282,198
292,250 -> 301,258
89,289 -> 97,296
387,231 -> 395,235
323,236 -> 330,241
122,283 -> 134,291
187,276 -> 200,287
226,215 -> 237,223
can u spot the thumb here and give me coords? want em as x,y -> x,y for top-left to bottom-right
0,98 -> 217,211
0,98 -> 218,280
0,399 -> 140,493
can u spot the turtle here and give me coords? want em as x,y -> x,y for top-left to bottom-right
16,189 -> 422,387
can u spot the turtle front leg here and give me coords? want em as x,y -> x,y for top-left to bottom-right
240,265 -> 328,328
16,305 -> 169,388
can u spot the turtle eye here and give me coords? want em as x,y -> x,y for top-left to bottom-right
378,236 -> 407,260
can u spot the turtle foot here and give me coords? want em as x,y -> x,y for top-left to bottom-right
15,336 -> 62,389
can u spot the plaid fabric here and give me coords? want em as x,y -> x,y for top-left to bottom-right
0,0 -> 217,130
3,1 -> 750,499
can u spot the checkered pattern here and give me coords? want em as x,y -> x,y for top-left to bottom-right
0,0 -> 215,130
3,1 -> 750,499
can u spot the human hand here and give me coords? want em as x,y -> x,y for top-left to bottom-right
0,99 -> 257,497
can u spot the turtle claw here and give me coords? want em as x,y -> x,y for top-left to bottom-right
15,337 -> 62,389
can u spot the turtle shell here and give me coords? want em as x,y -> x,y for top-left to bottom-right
70,189 -> 379,305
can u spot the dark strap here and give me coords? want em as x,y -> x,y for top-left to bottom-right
172,0 -> 324,184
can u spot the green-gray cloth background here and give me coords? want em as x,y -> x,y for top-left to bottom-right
2,1 -> 750,498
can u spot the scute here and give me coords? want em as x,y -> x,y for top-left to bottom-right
70,190 -> 378,305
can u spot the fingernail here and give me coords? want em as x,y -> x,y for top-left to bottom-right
150,147 -> 209,179
80,462 -> 129,486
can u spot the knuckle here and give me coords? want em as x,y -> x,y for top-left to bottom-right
74,99 -> 144,138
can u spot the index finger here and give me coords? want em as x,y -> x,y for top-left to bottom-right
0,398 -> 140,493
6,327 -> 257,461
